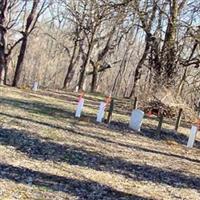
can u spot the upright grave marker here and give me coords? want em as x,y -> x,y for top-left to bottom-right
97,102 -> 106,123
32,82 -> 38,92
129,109 -> 144,131
96,95 -> 111,123
75,86 -> 79,93
187,125 -> 198,148
75,91 -> 85,118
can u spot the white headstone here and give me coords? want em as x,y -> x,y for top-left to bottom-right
187,125 -> 198,148
32,82 -> 38,91
75,86 -> 79,93
97,102 -> 106,123
129,109 -> 144,131
75,98 -> 84,118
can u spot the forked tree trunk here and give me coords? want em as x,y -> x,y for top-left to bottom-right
90,26 -> 116,92
78,34 -> 95,91
12,0 -> 40,87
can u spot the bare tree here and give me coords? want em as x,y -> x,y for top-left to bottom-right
12,0 -> 48,87
0,0 -> 8,85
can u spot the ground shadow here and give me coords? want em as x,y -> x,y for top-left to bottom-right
72,122 -> 200,164
0,96 -> 98,123
0,97 -> 75,120
39,90 -> 102,107
0,163 -> 146,200
1,111 -> 199,165
141,125 -> 200,148
107,121 -> 200,148
0,127 -> 200,190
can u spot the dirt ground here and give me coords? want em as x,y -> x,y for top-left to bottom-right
0,86 -> 199,200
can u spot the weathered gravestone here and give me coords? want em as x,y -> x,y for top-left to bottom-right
187,125 -> 198,148
129,109 -> 144,131
75,96 -> 84,118
32,82 -> 38,92
97,102 -> 106,123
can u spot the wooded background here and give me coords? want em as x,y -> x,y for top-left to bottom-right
0,0 -> 199,110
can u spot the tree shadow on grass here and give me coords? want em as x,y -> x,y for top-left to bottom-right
71,122 -> 200,164
1,112 -> 200,165
141,125 -> 200,148
0,96 -> 79,120
38,90 -> 102,107
0,97 -> 97,123
0,163 -> 146,200
106,121 -> 200,148
0,127 -> 200,190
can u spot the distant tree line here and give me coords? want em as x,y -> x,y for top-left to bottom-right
0,0 -> 199,107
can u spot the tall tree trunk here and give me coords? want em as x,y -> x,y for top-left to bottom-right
161,0 -> 178,84
78,32 -> 95,90
78,49 -> 90,90
12,0 -> 40,87
63,40 -> 78,89
177,67 -> 187,97
12,36 -> 27,87
0,0 -> 8,85
90,64 -> 98,92
112,50 -> 128,96
129,40 -> 150,98
90,26 -> 116,92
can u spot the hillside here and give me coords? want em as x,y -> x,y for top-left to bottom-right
0,86 -> 200,200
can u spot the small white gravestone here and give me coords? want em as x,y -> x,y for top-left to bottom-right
75,97 -> 84,118
187,125 -> 198,148
75,86 -> 79,93
32,82 -> 38,92
97,102 -> 106,123
129,109 -> 144,131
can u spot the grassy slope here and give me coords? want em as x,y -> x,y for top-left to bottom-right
0,86 -> 200,200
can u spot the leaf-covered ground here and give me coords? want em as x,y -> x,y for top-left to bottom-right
0,86 -> 199,200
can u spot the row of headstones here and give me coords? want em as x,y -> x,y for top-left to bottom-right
75,93 -> 109,123
75,94 -> 199,149
129,99 -> 200,148
31,83 -> 199,149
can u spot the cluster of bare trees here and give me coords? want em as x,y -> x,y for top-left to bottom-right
0,0 -> 199,106
0,0 -> 48,86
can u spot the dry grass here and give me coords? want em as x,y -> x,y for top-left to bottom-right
0,86 -> 200,200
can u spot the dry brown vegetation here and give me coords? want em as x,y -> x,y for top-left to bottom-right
0,86 -> 200,200
0,0 -> 199,110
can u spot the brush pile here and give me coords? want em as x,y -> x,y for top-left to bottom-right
144,100 -> 176,118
